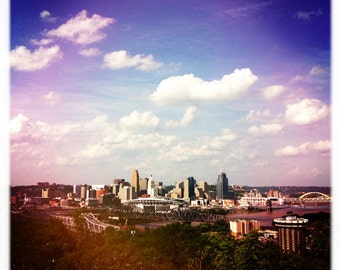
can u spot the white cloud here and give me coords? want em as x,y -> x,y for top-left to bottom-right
245,109 -> 271,122
150,68 -> 258,105
42,91 -> 60,105
10,113 -> 29,134
208,128 -> 237,149
40,10 -> 51,19
275,140 -> 330,157
79,47 -> 101,57
285,98 -> 329,125
164,142 -> 217,162
40,10 -> 56,22
76,143 -> 111,159
312,140 -> 331,152
47,10 -> 115,45
166,106 -> 197,127
309,66 -> 326,76
226,148 -> 256,160
275,145 -> 303,157
118,133 -> 176,150
248,123 -> 284,136
31,38 -> 53,46
103,50 -> 162,71
261,85 -> 286,100
119,111 -> 160,128
160,127 -> 237,162
292,74 -> 305,81
10,45 -> 63,71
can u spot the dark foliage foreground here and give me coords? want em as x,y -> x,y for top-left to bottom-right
11,212 -> 330,270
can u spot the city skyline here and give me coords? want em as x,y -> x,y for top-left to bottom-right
9,0 -> 331,187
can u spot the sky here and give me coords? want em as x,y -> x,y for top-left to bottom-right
9,0 -> 332,187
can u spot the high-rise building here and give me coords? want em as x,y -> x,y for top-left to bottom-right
132,169 -> 140,195
80,184 -> 89,200
147,175 -> 158,198
229,219 -> 260,237
139,178 -> 148,191
118,186 -> 132,203
112,184 -> 120,196
198,181 -> 208,193
184,177 -> 196,199
42,188 -> 50,198
273,215 -> 308,255
216,170 -> 229,200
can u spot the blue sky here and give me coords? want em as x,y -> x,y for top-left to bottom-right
9,0 -> 331,186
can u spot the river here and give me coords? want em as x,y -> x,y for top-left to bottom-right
226,206 -> 331,227
134,205 -> 330,230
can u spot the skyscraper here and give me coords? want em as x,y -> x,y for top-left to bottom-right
132,169 -> 139,195
147,175 -> 158,198
184,177 -> 196,199
216,170 -> 229,200
139,178 -> 148,191
273,215 -> 308,255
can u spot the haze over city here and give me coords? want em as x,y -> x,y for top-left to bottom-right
9,0 -> 331,187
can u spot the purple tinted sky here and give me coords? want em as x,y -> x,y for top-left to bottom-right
9,0 -> 331,186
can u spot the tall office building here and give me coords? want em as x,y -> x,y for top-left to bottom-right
147,175 -> 158,198
216,170 -> 229,200
184,177 -> 196,199
132,169 -> 140,195
80,184 -> 90,200
118,186 -> 132,203
139,178 -> 148,191
198,181 -> 208,193
273,215 -> 308,255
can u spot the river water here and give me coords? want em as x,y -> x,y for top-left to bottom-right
226,206 -> 331,227
135,205 -> 330,230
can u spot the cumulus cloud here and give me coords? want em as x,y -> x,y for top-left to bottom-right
31,38 -> 53,46
10,45 -> 63,71
160,127 -> 237,162
10,113 -> 29,134
47,10 -> 115,45
248,123 -> 284,136
208,128 -> 237,149
164,142 -> 217,162
10,113 -> 179,178
42,91 -> 60,105
79,47 -> 101,57
150,68 -> 258,105
275,140 -> 330,157
75,143 -> 111,159
103,50 -> 162,71
285,98 -> 329,125
245,109 -> 271,122
119,111 -> 160,128
166,106 -> 197,127
261,85 -> 286,100
40,10 -> 56,22
117,133 -> 176,150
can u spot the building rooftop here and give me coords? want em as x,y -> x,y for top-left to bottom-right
273,216 -> 308,225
